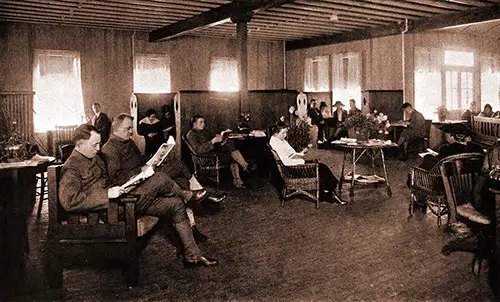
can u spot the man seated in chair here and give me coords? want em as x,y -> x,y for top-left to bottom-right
269,122 -> 346,205
101,114 -> 225,243
398,103 -> 427,160
186,114 -> 252,189
59,124 -> 218,267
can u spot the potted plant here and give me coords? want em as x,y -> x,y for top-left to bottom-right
343,111 -> 390,141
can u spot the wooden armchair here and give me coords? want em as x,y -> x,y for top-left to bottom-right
409,161 -> 447,227
47,165 -> 156,288
182,135 -> 229,191
268,144 -> 320,208
439,152 -> 493,275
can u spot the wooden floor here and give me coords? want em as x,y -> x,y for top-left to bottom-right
6,148 -> 497,301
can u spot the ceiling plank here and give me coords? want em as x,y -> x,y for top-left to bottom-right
148,0 -> 295,42
286,3 -> 500,50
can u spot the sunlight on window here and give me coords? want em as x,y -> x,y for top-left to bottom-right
481,56 -> 500,109
414,48 -> 442,119
332,52 -> 362,111
304,56 -> 329,92
134,54 -> 171,93
444,50 -> 474,67
210,58 -> 239,92
33,50 -> 85,132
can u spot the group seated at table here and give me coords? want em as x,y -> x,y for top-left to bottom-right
186,114 -> 253,189
269,122 -> 346,205
59,123 -> 221,267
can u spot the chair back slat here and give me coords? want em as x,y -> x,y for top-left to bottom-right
108,202 -> 119,224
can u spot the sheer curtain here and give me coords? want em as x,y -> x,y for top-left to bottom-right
304,56 -> 329,92
210,57 -> 239,92
480,54 -> 500,110
414,47 -> 442,119
134,54 -> 171,93
331,52 -> 362,110
33,50 -> 85,132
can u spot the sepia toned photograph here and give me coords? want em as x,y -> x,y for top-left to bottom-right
1,1 -> 499,301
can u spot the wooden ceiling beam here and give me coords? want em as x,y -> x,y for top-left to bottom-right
325,0 -> 435,18
286,4 -> 500,50
403,0 -> 472,11
257,10 -> 389,27
359,0 -> 456,14
148,0 -> 295,42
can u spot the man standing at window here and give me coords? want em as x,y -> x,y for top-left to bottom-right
90,102 -> 111,146
398,103 -> 426,160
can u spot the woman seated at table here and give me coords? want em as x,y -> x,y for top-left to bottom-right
478,103 -> 494,118
139,108 -> 165,158
269,122 -> 346,205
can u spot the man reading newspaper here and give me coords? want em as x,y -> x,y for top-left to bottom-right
102,114 -> 226,242
59,124 -> 218,267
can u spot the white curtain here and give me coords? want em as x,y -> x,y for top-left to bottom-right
210,57 -> 239,92
304,56 -> 329,92
414,47 -> 442,119
134,54 -> 171,93
480,54 -> 500,110
331,52 -> 362,111
33,50 -> 86,132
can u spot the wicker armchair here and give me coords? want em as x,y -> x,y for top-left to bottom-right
268,144 -> 320,208
182,135 -> 229,191
409,162 -> 447,227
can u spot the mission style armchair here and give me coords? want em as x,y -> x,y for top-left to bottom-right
268,144 -> 320,208
46,165 -> 157,288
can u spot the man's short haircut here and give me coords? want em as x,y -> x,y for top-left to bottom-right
191,114 -> 204,128
401,102 -> 413,109
73,124 -> 99,144
112,113 -> 134,131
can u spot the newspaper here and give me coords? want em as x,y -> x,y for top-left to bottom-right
119,136 -> 175,191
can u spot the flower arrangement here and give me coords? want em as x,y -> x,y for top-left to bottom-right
287,118 -> 312,151
343,110 -> 390,140
436,105 -> 448,122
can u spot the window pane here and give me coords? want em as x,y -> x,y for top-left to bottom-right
210,58 -> 239,92
444,50 -> 474,67
134,55 -> 171,93
33,50 -> 86,131
304,56 -> 329,92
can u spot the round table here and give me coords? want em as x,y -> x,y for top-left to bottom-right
336,141 -> 396,198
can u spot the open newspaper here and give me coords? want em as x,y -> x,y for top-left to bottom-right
120,136 -> 176,191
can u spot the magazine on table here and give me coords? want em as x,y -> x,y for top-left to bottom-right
120,136 -> 176,191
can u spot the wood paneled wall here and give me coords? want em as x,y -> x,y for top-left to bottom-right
287,31 -> 500,107
0,22 -> 285,123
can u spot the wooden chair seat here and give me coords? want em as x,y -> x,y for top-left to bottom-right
268,144 -> 320,208
47,165 -> 157,288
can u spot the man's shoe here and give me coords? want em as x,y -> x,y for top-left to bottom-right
206,192 -> 227,203
184,256 -> 218,268
331,193 -> 347,205
192,226 -> 208,243
188,189 -> 208,204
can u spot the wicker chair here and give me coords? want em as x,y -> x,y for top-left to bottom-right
182,135 -> 229,191
408,161 -> 447,227
47,165 -> 157,288
268,144 -> 320,208
439,152 -> 493,276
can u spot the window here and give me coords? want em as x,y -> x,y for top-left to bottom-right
304,56 -> 329,92
414,48 -> 442,119
210,57 -> 239,92
134,54 -> 171,93
481,55 -> 500,109
33,50 -> 85,132
332,52 -> 362,111
443,50 -> 474,112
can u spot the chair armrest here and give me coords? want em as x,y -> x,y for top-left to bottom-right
281,162 -> 319,178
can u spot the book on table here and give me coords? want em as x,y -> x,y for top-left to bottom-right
120,136 -> 175,191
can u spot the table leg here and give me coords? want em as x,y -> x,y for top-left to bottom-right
350,149 -> 356,197
380,148 -> 392,197
339,149 -> 346,195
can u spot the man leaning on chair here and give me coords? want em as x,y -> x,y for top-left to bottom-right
59,123 -> 218,268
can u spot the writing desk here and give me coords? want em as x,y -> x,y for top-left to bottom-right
334,141 -> 396,198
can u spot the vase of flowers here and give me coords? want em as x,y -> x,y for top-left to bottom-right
343,110 -> 390,141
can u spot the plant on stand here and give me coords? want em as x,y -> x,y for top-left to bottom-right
343,110 -> 390,141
